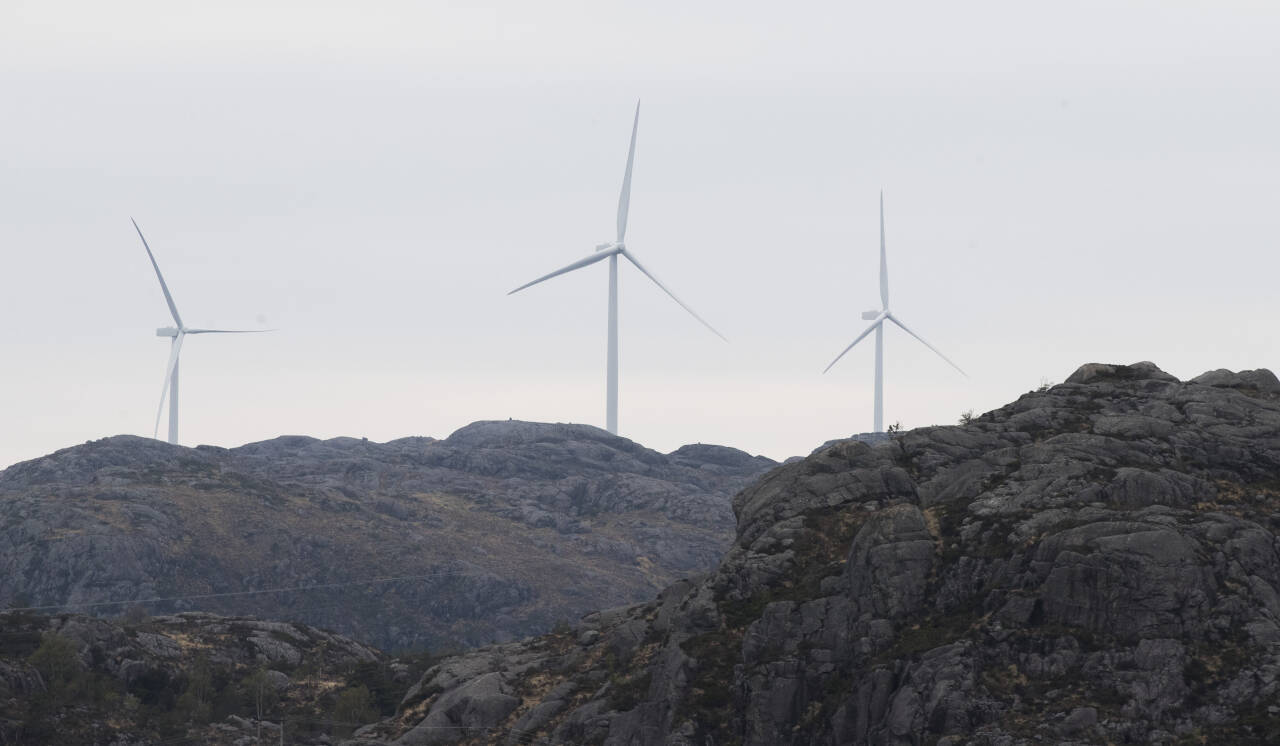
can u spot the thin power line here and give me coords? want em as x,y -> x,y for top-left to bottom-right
5,569 -> 478,613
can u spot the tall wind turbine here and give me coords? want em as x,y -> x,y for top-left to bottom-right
509,102 -> 726,435
133,219 -> 269,445
823,194 -> 966,433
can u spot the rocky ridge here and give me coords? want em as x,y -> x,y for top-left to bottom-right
356,363 -> 1280,745
0,421 -> 775,651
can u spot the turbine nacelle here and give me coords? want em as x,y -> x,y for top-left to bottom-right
155,326 -> 181,338
596,242 -> 624,254
861,310 -> 881,321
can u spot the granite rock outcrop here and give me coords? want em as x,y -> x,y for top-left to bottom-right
357,363 -> 1280,745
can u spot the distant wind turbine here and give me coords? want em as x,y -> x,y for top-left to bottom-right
823,194 -> 966,433
132,219 -> 270,445
508,102 -> 726,436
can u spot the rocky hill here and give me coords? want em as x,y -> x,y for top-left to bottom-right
352,363 -> 1280,745
0,421 -> 775,652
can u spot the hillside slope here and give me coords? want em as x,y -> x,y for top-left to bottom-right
362,363 -> 1280,745
0,421 -> 774,651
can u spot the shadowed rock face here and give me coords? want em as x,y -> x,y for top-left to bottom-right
0,422 -> 775,652
361,363 -> 1280,745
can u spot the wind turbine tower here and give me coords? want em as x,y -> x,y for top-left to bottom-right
509,102 -> 726,435
823,194 -> 966,432
132,219 -> 269,445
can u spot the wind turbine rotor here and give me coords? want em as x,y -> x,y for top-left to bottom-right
508,245 -> 623,295
885,312 -> 967,376
825,194 -> 964,435
616,100 -> 640,243
620,249 -> 727,342
823,311 -> 887,374
508,100 -> 725,436
132,218 -> 184,328
134,219 -> 274,445
879,192 -> 889,310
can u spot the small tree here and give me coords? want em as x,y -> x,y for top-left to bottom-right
333,684 -> 377,736
176,652 -> 214,723
28,632 -> 80,692
121,604 -> 149,626
959,409 -> 974,425
241,665 -> 280,722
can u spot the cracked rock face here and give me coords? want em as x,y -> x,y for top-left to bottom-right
0,421 -> 774,651
361,363 -> 1280,745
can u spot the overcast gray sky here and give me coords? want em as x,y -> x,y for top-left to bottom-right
2,1 -> 1278,467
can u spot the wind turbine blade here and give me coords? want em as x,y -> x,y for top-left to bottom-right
621,250 -> 727,342
886,312 -> 967,376
184,328 -> 274,334
822,314 -> 886,373
879,192 -> 889,310
508,248 -> 617,295
132,218 -> 184,328
154,334 -> 184,439
616,100 -> 640,243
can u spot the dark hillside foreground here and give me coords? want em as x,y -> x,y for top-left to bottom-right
0,610 -> 414,744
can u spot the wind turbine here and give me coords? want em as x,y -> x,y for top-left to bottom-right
508,102 -> 726,436
822,194 -> 966,433
132,219 -> 269,445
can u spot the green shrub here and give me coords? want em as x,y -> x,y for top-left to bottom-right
333,684 -> 378,736
27,632 -> 80,691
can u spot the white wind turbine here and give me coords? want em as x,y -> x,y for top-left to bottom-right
132,219 -> 270,445
509,102 -> 726,436
823,194 -> 966,433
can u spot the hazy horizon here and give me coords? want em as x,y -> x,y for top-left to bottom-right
3,1 -> 1278,468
